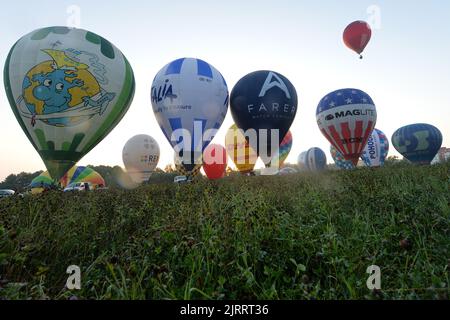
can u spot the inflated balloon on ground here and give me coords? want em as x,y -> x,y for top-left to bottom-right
123,135 -> 160,184
230,70 -> 297,162
203,144 -> 227,180
304,147 -> 327,171
151,58 -> 228,177
225,124 -> 257,175
317,88 -> 377,166
361,128 -> 389,167
392,124 -> 443,165
297,151 -> 307,170
4,27 -> 135,180
330,145 -> 355,170
266,131 -> 293,168
30,166 -> 105,191
30,171 -> 56,189
61,166 -> 106,188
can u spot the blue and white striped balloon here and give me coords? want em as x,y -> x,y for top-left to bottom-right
305,147 -> 327,171
151,58 -> 229,174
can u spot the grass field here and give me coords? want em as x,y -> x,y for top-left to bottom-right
0,163 -> 449,300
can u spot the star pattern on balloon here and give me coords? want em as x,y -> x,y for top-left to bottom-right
316,88 -> 374,115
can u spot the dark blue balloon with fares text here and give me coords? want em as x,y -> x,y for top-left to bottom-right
230,71 -> 298,156
392,123 -> 443,165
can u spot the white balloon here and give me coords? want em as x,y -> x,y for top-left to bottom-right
123,135 -> 160,183
151,58 -> 228,172
361,128 -> 390,167
297,151 -> 307,170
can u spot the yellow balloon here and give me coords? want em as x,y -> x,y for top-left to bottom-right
225,124 -> 258,174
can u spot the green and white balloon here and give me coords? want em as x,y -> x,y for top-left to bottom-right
4,26 -> 135,180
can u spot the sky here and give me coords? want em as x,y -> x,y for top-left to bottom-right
0,0 -> 449,180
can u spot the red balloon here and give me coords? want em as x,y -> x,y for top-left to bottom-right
343,21 -> 372,58
203,144 -> 228,180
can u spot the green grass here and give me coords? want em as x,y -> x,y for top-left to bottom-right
0,163 -> 449,300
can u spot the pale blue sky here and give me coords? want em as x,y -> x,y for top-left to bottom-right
1,0 -> 449,180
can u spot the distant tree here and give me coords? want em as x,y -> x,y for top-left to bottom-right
0,171 -> 43,192
384,156 -> 409,167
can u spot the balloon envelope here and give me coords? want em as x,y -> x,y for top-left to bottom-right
151,58 -> 228,176
392,124 -> 443,165
266,131 -> 293,167
330,145 -> 355,170
225,124 -> 258,174
304,147 -> 327,171
317,89 -> 377,165
4,27 -> 135,180
60,166 -> 105,188
31,166 -> 105,189
361,128 -> 389,167
343,21 -> 372,57
230,70 -> 298,161
30,171 -> 56,189
174,152 -> 203,178
297,151 -> 307,170
203,144 -> 227,180
123,135 -> 160,184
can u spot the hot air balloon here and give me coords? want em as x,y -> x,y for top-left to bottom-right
30,171 -> 57,190
297,151 -> 307,171
266,131 -> 293,168
225,124 -> 258,175
4,27 -> 135,181
330,145 -> 355,170
304,147 -> 327,172
317,89 -> 377,166
361,128 -> 389,167
122,135 -> 160,184
343,21 -> 372,59
151,58 -> 228,177
392,124 -> 443,165
203,144 -> 227,180
30,166 -> 105,193
230,71 -> 298,166
60,166 -> 105,188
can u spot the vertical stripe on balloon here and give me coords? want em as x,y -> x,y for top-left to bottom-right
354,120 -> 364,154
193,118 -> 208,151
165,58 -> 185,75
340,122 -> 353,155
197,59 -> 213,78
169,118 -> 183,147
328,126 -> 346,156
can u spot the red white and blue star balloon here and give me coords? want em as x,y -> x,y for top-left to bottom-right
316,89 -> 377,166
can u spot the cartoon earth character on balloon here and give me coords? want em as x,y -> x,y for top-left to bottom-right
20,49 -> 115,127
4,27 -> 135,181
